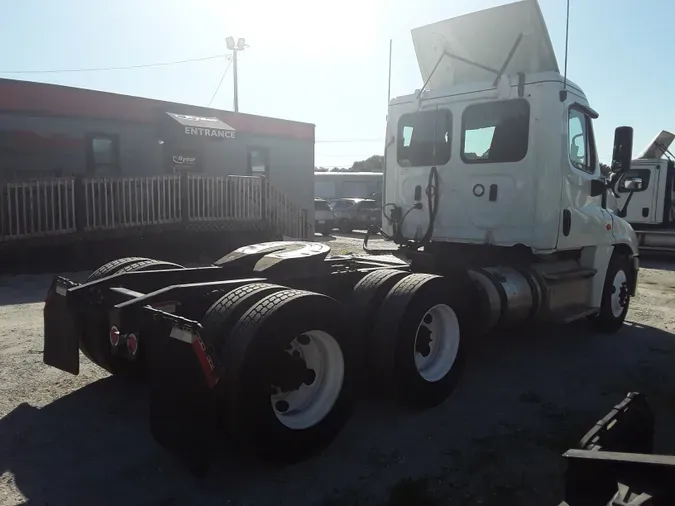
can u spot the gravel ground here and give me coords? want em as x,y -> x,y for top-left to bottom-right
1,234 -> 675,506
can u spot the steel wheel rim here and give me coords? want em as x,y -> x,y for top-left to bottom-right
270,330 -> 344,430
413,303 -> 460,383
611,269 -> 629,318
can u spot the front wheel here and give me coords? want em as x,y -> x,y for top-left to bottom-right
588,252 -> 633,333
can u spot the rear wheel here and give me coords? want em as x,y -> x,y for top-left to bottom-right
588,252 -> 633,333
81,258 -> 185,379
87,256 -> 152,282
349,269 -> 410,387
339,219 -> 352,234
371,273 -> 467,408
221,289 -> 355,462
80,257 -> 152,362
201,282 -> 287,356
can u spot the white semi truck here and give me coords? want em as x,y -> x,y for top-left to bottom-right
379,0 -> 640,336
42,0 -> 644,474
613,130 -> 675,252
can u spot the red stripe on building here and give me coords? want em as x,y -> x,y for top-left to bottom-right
0,79 -> 315,142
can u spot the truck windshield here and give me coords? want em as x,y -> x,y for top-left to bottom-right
397,109 -> 452,167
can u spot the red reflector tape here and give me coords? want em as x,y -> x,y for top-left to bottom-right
190,333 -> 219,389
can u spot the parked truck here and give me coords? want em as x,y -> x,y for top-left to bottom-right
42,0 -> 644,475
612,129 -> 675,252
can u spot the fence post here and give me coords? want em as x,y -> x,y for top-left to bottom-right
0,181 -> 5,241
74,175 -> 86,232
259,176 -> 267,223
302,208 -> 309,239
180,172 -> 190,223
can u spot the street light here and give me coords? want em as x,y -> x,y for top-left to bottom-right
226,36 -> 248,112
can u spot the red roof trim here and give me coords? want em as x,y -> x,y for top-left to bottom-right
0,78 -> 315,142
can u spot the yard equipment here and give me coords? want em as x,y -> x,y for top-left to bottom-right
559,392 -> 675,505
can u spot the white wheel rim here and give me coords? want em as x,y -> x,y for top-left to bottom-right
270,330 -> 344,430
413,304 -> 460,383
610,269 -> 629,318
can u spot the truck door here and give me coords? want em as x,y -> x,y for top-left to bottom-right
556,105 -> 614,250
614,164 -> 660,225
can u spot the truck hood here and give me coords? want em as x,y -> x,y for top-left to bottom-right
636,130 -> 675,160
411,0 -> 558,90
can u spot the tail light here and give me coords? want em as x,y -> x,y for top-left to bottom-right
109,326 -> 120,347
127,334 -> 139,356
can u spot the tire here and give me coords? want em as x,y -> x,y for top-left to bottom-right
80,257 -> 153,362
588,252 -> 632,333
371,273 -> 467,409
339,219 -> 352,234
221,289 -> 355,463
86,257 -> 152,283
201,282 -> 287,356
81,258 -> 185,379
349,269 -> 410,384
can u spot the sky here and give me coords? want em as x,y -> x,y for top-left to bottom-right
0,0 -> 672,169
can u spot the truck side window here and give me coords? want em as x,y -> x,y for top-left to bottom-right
461,99 -> 530,164
568,109 -> 596,174
397,109 -> 452,167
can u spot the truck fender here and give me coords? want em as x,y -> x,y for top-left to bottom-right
581,244 -> 639,309
580,246 -> 614,309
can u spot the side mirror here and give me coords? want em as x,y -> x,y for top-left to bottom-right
623,177 -> 643,191
611,126 -> 634,173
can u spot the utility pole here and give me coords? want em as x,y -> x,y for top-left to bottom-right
226,36 -> 248,113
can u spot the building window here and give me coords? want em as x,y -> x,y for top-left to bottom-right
461,99 -> 530,164
397,109 -> 452,167
568,108 -> 597,174
87,134 -> 119,175
248,147 -> 269,176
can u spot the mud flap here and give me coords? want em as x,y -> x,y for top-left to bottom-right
145,316 -> 218,477
43,277 -> 81,375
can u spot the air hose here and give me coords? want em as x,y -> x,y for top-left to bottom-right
362,165 -> 439,255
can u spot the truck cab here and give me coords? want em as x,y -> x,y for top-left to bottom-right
380,0 -> 640,332
615,130 -> 675,252
382,0 -> 637,257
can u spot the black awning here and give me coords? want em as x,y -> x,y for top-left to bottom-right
165,112 -> 236,140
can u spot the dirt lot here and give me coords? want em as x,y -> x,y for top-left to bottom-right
1,234 -> 675,506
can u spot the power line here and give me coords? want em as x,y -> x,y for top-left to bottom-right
208,58 -> 234,107
0,54 -> 230,75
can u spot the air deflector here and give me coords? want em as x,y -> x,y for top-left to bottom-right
411,0 -> 558,90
